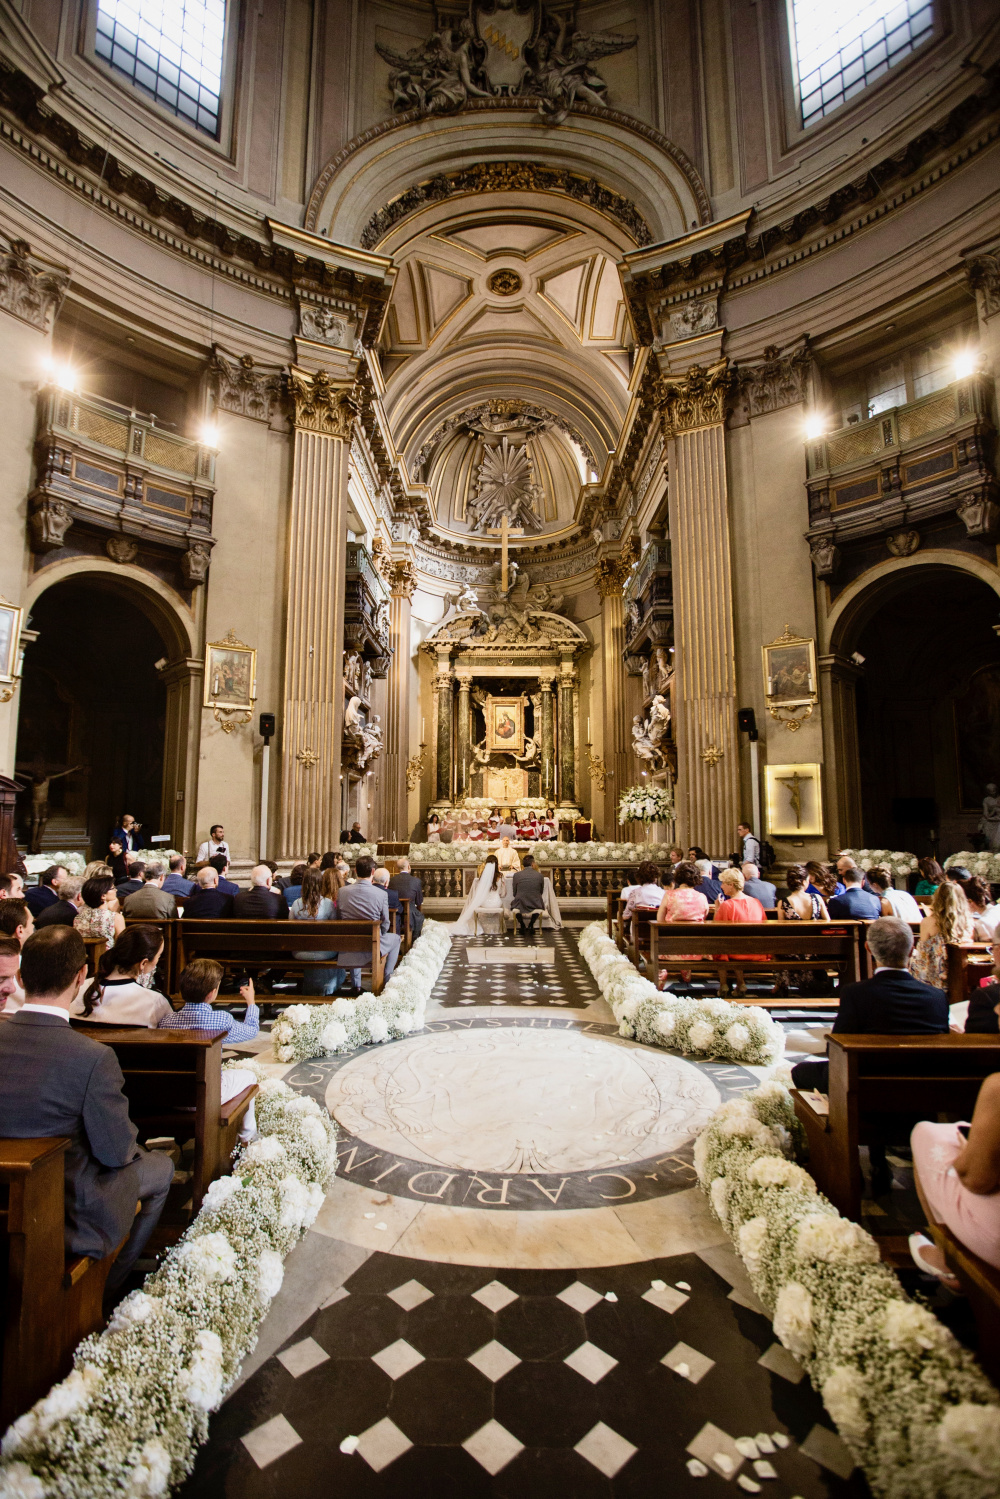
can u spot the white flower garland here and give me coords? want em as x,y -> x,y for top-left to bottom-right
407,841 -> 671,864
0,1066 -> 338,1499
945,851 -> 1000,881
696,1082 -> 1000,1499
270,919 -> 451,1063
838,848 -> 918,881
578,922 -> 784,1067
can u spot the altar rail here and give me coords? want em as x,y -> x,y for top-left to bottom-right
415,864 -> 636,899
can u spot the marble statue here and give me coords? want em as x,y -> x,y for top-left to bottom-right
630,693 -> 671,769
979,783 -> 1000,851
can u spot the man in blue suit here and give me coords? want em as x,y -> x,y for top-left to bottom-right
828,867 -> 882,920
110,814 -> 145,855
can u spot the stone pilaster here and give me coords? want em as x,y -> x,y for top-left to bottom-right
383,558 -> 416,840
596,559 -> 631,833
818,653 -> 864,852
659,361 -> 740,852
433,654 -> 454,804
538,673 -> 555,805
558,662 -> 577,805
279,370 -> 358,856
456,672 -> 472,802
159,657 -> 204,855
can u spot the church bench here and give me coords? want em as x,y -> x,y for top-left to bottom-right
0,1137 -> 127,1426
945,942 -> 993,1007
792,1033 -> 1000,1223
175,918 -> 387,996
69,1026 -> 255,1220
396,896 -> 412,951
924,1222 -> 1000,1384
648,921 -> 863,992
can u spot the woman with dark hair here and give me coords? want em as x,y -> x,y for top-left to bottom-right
454,855 -> 504,934
915,858 -> 945,900
867,867 -> 922,922
962,876 -> 1000,941
319,850 -> 340,872
71,925 -> 171,1026
289,867 -> 339,994
622,859 -> 663,921
653,861 -> 709,987
778,864 -> 828,922
73,874 -> 126,949
805,861 -> 840,901
107,838 -> 128,884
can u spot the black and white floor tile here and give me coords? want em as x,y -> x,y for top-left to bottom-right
438,931 -> 602,1009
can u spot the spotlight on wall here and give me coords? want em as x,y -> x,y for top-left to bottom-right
804,414 -> 826,440
952,349 -> 978,380
199,422 -> 220,448
43,357 -> 77,392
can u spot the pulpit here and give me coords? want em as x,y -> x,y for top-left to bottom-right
0,776 -> 25,877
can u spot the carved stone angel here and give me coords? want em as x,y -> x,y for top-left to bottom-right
631,714 -> 660,765
525,18 -> 637,125
376,20 -> 489,116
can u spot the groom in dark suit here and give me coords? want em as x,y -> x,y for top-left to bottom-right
511,856 -> 546,934
0,927 -> 173,1296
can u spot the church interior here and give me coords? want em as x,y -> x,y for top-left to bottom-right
0,1 -> 999,1495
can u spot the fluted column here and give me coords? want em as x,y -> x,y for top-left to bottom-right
433,653 -> 454,804
279,372 -> 357,856
595,559 -> 632,832
456,673 -> 472,801
538,673 -> 555,804
660,361 -> 740,852
383,558 -> 416,840
558,663 -> 577,805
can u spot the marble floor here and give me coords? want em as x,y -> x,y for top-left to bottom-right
182,931 -> 869,1498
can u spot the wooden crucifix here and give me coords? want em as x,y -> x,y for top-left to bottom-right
487,512 -> 524,593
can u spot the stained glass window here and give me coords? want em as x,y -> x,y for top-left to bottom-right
95,1 -> 226,138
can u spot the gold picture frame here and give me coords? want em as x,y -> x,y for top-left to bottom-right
485,696 -> 524,755
204,629 -> 256,732
0,597 -> 24,685
762,626 -> 817,705
764,762 -> 824,837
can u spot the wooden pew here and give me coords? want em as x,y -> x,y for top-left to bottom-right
0,1138 -> 125,1426
397,896 -> 412,952
70,1027 -> 256,1218
605,890 -> 622,943
946,942 -> 993,1007
793,1033 -> 1000,1222
648,921 -> 863,996
175,918 -> 387,996
925,1223 -> 1000,1384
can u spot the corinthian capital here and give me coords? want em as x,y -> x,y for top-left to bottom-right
595,556 -> 625,598
965,245 -> 1000,319
0,239 -> 68,333
656,359 -> 737,436
210,350 -> 283,421
387,558 -> 417,599
288,368 -> 359,437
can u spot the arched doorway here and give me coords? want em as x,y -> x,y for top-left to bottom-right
15,574 -> 178,856
828,562 -> 1000,858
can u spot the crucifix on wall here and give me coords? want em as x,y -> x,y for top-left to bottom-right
487,513 -> 524,594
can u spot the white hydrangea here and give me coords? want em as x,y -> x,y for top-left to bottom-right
303,1181 -> 325,1228
176,1232 -> 237,1283
257,1249 -> 284,1303
283,1095 -> 321,1117
618,996 -> 641,1021
692,1130 -> 711,1181
710,1176 -> 729,1221
320,1019 -> 348,1051
201,1176 -> 242,1214
746,1156 -> 815,1193
655,1011 -> 676,1037
36,1364 -> 102,1432
880,1300 -> 956,1354
688,1020 -> 716,1051
278,1174 -> 311,1230
822,1367 -> 869,1447
724,1023 -> 750,1052
367,1015 -> 390,1044
179,1330 -> 224,1411
330,998 -> 358,1022
107,1291 -> 161,1336
256,1077 -> 288,1098
795,1214 -> 880,1265
299,1115 -> 331,1155
618,1019 -> 635,1038
284,1005 -> 313,1029
698,998 -> 732,1019
397,1011 -> 415,1033
125,1438 -> 172,1498
738,1216 -> 768,1276
242,1136 -> 285,1166
937,1403 -> 1000,1480
773,1282 -> 814,1357
0,1463 -> 47,1498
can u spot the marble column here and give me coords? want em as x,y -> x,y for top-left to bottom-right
538,673 -> 555,804
595,558 -> 632,833
818,652 -> 864,852
558,664 -> 577,806
383,558 -> 416,840
456,673 -> 472,802
433,653 -> 454,804
279,372 -> 356,857
159,657 -> 204,854
660,361 -> 740,853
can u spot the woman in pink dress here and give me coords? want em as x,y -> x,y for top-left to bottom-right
713,867 -> 766,996
654,861 -> 709,988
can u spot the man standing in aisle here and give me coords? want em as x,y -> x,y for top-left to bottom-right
195,825 -> 229,864
736,822 -> 760,867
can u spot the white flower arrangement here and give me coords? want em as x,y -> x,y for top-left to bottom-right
270,920 -> 451,1063
0,1065 -> 338,1498
695,1081 -> 1000,1497
578,922 -> 784,1067
22,851 -> 88,878
405,841 -> 671,865
945,851 -> 1000,881
618,784 -> 674,826
838,848 -> 918,882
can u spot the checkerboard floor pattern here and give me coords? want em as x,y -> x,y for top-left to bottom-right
439,931 -> 603,1009
179,1251 -> 868,1497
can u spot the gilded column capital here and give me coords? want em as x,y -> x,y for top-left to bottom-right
210,349 -> 283,421
656,359 -> 737,436
386,558 -> 417,599
736,345 -> 812,418
0,239 -> 68,332
595,557 -> 625,597
288,368 -> 359,437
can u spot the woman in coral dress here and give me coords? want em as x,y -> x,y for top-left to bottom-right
713,867 -> 766,996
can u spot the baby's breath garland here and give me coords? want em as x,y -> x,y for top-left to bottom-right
270,919 -> 451,1062
578,922 -> 784,1066
697,1082 -> 1000,1498
0,1065 -> 338,1499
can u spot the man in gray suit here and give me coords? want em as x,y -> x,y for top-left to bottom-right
388,858 -> 424,940
0,926 -> 173,1298
511,855 -> 546,934
334,855 -> 402,994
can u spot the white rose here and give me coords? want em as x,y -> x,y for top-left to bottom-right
201,1175 -> 242,1214
242,1135 -> 285,1166
773,1282 -> 814,1356
738,1216 -> 768,1276
746,1156 -> 815,1193
176,1232 -> 237,1283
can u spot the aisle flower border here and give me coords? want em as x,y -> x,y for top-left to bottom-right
0,1065 -> 339,1499
270,919 -> 451,1063
696,1082 -> 999,1499
578,921 -> 784,1067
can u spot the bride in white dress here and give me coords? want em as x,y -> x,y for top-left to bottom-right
453,855 -> 506,935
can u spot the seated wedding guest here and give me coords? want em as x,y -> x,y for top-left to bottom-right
915,857 -> 945,900
71,926 -> 171,1027
209,854 -> 239,896
0,926 -> 174,1301
911,1067 -> 1000,1275
82,860 -> 114,882
961,876 -> 1000,941
195,825 -> 229,864
233,864 -> 288,919
694,858 -> 723,903
965,936 -> 1000,1034
319,851 -> 340,872
35,876 -> 84,929
654,862 -> 709,987
123,863 -> 177,920
335,856 -> 401,993
714,867 -> 766,997
828,866 -> 882,920
945,865 -> 972,885
687,846 -> 706,864
372,867 -> 401,928
389,858 -> 424,939
910,880 -> 973,991
74,875 -> 126,949
0,872 -> 24,899
159,958 -> 260,1045
115,861 -> 145,904
306,852 -> 322,870
867,867 -> 923,922
182,865 -> 234,920
0,936 -> 22,1014
107,838 -> 128,884
742,862 -> 776,909
348,822 -> 366,845
282,863 -> 307,908
835,855 -> 876,894
322,866 -> 348,902
163,854 -> 194,898
289,867 -> 340,995
0,898 -> 33,946
25,863 -> 68,917
777,863 -> 829,921
266,860 -> 289,891
622,861 -> 664,928
805,861 -> 841,902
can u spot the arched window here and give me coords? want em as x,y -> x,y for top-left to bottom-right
95,1 -> 226,138
790,1 -> 934,129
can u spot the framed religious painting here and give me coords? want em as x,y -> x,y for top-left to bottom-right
204,630 -> 256,712
762,628 -> 817,705
485,696 -> 524,755
0,597 -> 24,685
764,763 -> 824,837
